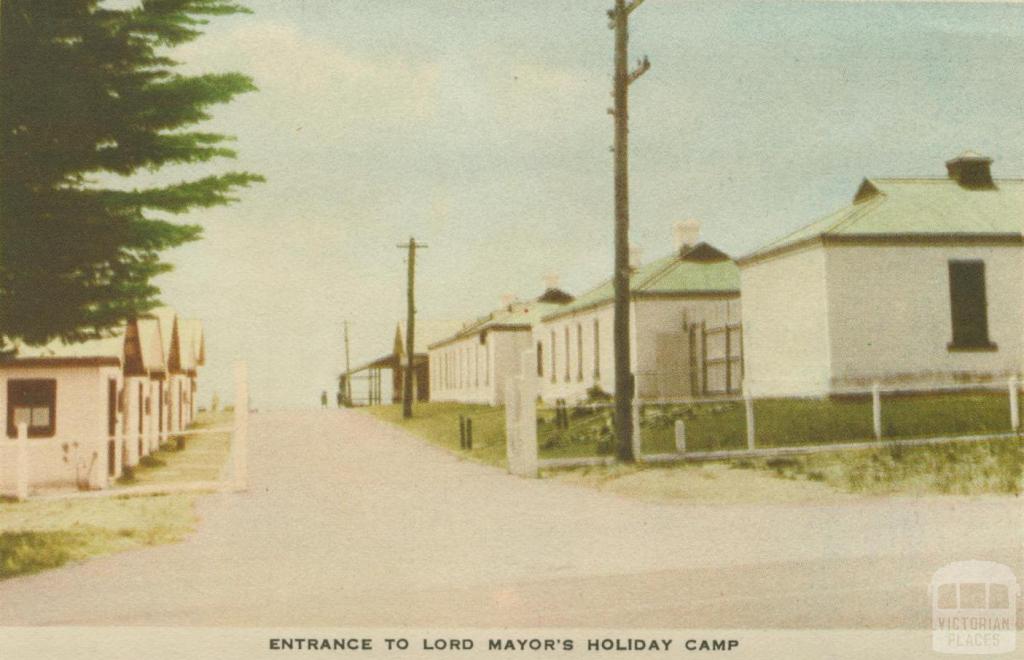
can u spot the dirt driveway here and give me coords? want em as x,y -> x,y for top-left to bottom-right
1,409 -> 1020,627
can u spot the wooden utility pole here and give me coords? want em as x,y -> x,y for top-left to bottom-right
343,321 -> 352,406
397,237 -> 427,418
609,0 -> 649,462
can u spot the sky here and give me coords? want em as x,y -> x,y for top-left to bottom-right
104,0 -> 1024,409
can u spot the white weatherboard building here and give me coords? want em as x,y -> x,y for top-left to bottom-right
535,223 -> 742,404
1,309 -> 205,495
739,153 -> 1024,397
428,284 -> 574,406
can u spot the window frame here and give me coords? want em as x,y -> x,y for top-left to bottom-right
947,259 -> 997,352
7,378 -> 57,439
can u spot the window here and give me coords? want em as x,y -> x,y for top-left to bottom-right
576,324 -> 584,381
564,327 -> 571,382
536,341 -> 544,377
593,319 -> 601,379
7,379 -> 56,438
550,331 -> 556,383
948,260 -> 994,350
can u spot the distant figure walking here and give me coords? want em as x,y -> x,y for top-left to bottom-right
320,391 -> 328,409
336,391 -> 344,408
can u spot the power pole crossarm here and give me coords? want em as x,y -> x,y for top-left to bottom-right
627,55 -> 651,85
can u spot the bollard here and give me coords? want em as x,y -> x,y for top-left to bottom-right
466,418 -> 473,450
744,392 -> 756,451
15,422 -> 29,501
1010,377 -> 1020,432
458,415 -> 466,449
674,419 -> 687,454
872,383 -> 882,440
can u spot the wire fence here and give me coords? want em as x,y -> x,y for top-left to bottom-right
533,378 -> 1023,465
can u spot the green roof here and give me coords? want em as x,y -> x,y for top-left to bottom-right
429,300 -> 567,349
745,177 -> 1024,261
542,243 -> 740,322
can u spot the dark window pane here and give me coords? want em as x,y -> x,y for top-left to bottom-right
949,261 -> 990,347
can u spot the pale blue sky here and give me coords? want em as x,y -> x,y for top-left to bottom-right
124,0 -> 1024,408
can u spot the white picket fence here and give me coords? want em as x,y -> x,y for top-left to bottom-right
505,347 -> 1023,475
2,361 -> 250,501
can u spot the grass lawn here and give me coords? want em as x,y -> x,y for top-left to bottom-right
116,410 -> 233,486
1,410 -> 233,580
365,403 -> 508,467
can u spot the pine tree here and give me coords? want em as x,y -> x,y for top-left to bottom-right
0,0 -> 262,345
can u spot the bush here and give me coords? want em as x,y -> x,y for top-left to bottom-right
139,455 -> 166,468
586,385 -> 612,402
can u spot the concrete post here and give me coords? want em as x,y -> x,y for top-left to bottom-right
1010,377 -> 1020,432
504,378 -> 520,469
872,383 -> 882,440
233,361 -> 249,491
674,419 -> 687,454
115,412 -> 124,474
514,349 -> 539,478
631,397 -> 642,460
744,392 -> 755,451
15,422 -> 29,501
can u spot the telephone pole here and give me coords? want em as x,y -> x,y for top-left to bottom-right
609,0 -> 649,462
343,321 -> 352,406
396,237 -> 428,419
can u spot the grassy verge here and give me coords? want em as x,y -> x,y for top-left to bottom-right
365,403 -> 508,467
551,437 -> 1024,502
116,410 -> 233,487
1,411 -> 231,580
537,390 -> 1020,456
0,494 -> 196,579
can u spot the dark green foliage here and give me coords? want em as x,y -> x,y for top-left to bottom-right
0,531 -> 75,577
0,0 -> 262,343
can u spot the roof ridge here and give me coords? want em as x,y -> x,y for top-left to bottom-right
828,192 -> 886,235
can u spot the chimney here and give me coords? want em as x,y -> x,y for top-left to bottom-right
499,293 -> 516,308
946,151 -> 994,189
629,245 -> 644,270
673,219 -> 701,252
543,272 -> 560,290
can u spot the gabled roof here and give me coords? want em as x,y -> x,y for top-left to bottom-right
2,330 -> 126,366
742,177 -> 1024,263
428,296 -> 572,350
395,319 -> 465,357
541,242 -> 740,322
178,319 -> 204,371
136,318 -> 165,373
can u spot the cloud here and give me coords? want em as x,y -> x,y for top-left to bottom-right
175,21 -> 441,133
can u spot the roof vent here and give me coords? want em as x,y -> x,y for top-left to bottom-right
946,151 -> 994,189
629,245 -> 644,270
673,220 -> 701,252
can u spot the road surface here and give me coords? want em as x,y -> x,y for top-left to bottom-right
1,409 -> 1021,627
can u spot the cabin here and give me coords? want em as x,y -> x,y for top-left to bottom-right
534,222 -> 742,404
428,281 -> 574,405
739,153 -> 1024,396
0,308 -> 205,495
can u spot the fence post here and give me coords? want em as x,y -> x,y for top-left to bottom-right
1010,377 -> 1020,432
674,420 -> 687,454
233,361 -> 249,492
744,391 -> 755,451
872,382 -> 882,440
15,422 -> 29,501
631,394 -> 643,461
517,349 -> 539,478
505,378 -> 520,468
466,418 -> 473,450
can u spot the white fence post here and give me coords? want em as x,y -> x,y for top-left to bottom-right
15,422 -> 29,501
511,349 -> 539,478
744,392 -> 755,451
233,360 -> 249,491
674,420 -> 687,454
631,395 -> 642,460
505,378 -> 521,469
872,382 -> 882,440
1010,377 -> 1020,432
